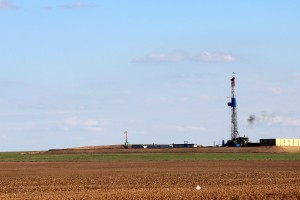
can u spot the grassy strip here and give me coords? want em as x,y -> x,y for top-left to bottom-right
0,152 -> 299,162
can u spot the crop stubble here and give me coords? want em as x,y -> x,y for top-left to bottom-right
0,160 -> 299,199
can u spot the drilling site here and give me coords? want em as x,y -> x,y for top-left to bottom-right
47,74 -> 300,155
115,74 -> 299,150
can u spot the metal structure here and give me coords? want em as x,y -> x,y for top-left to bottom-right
227,75 -> 239,141
124,131 -> 128,147
226,73 -> 249,147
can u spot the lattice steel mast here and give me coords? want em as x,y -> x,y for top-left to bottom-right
227,74 -> 239,142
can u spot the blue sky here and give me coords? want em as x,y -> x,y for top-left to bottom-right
0,0 -> 300,151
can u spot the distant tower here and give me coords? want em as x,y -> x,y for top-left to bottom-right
124,131 -> 128,146
227,73 -> 239,142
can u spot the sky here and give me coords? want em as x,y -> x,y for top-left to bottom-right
0,0 -> 300,151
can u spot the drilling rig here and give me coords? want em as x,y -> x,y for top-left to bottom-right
124,131 -> 129,148
226,73 -> 249,147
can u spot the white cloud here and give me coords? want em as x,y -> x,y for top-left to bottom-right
83,119 -> 109,132
175,125 -> 208,132
63,117 -> 109,133
0,0 -> 16,10
195,52 -> 235,62
132,51 -> 236,64
61,0 -> 96,9
257,112 -> 300,126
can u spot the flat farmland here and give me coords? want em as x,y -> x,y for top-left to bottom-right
0,160 -> 299,199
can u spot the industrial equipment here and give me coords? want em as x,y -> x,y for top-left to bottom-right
225,73 -> 249,147
124,131 -> 129,148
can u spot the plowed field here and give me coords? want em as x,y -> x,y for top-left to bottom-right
0,161 -> 299,199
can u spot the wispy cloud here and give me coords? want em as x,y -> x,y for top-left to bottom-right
63,117 -> 109,132
260,112 -> 300,126
0,0 -> 17,10
61,0 -> 96,9
194,52 -> 235,62
248,112 -> 300,127
132,51 -> 236,64
175,125 -> 208,132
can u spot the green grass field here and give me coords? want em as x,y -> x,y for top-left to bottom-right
0,152 -> 299,162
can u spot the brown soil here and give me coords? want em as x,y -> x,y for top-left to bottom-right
47,145 -> 300,154
0,161 -> 299,199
